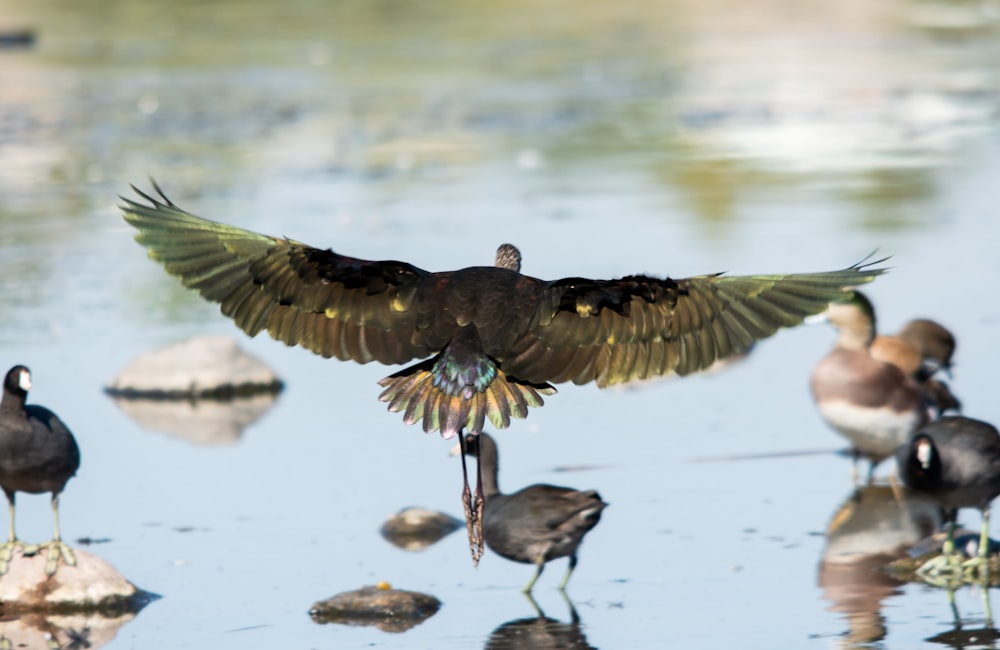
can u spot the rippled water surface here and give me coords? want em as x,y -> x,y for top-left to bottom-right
2,0 -> 1000,648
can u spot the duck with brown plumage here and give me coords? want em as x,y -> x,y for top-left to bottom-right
810,292 -> 930,482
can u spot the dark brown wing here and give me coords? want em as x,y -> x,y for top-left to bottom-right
120,183 -> 439,366
500,265 -> 885,387
122,183 -> 885,396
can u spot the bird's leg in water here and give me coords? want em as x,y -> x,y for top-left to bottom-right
459,432 -> 484,565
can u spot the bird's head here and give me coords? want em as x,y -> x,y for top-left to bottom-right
915,434 -> 936,470
4,365 -> 31,395
901,432 -> 942,491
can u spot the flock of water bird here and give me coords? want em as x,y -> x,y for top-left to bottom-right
0,182 -> 997,607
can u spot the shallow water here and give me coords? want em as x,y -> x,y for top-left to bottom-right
1,0 -> 1000,647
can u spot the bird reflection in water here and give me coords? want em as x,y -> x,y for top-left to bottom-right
819,484 -> 943,647
925,587 -> 999,649
908,531 -> 1000,648
485,592 -> 596,650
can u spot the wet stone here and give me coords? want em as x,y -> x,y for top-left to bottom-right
380,507 -> 463,551
105,335 -> 284,399
310,584 -> 441,633
0,547 -> 156,614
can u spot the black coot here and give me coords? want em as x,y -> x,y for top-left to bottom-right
0,365 -> 81,575
896,416 -> 1000,578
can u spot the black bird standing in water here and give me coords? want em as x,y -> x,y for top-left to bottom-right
896,416 -> 1000,578
0,365 -> 80,575
463,432 -> 607,592
120,182 -> 884,563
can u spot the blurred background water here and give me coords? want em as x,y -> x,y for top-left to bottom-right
1,0 -> 1000,647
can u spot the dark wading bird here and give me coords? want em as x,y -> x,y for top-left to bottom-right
896,416 -> 1000,579
120,182 -> 885,563
0,365 -> 81,575
462,432 -> 607,592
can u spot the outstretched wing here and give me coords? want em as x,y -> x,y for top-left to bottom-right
500,264 -> 885,387
120,183 -> 437,366
122,183 -> 886,393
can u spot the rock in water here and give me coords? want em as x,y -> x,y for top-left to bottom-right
106,335 -> 283,399
0,546 -> 155,613
310,584 -> 441,633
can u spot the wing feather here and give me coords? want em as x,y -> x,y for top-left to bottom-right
121,184 -> 435,366
502,263 -> 885,387
122,183 -> 885,396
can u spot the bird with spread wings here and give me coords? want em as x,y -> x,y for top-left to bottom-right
120,182 -> 885,563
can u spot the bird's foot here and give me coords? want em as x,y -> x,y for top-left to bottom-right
917,551 -> 963,579
22,539 -> 76,575
462,486 -> 484,567
960,555 -> 991,583
913,550 -> 990,589
0,539 -> 25,575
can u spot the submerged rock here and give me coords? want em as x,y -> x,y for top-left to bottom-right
0,547 -> 156,613
105,335 -> 283,399
380,507 -> 463,551
310,584 -> 441,633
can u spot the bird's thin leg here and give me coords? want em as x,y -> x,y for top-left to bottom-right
944,518 -> 957,556
32,493 -> 76,576
979,508 -> 991,560
523,557 -> 545,593
473,441 -> 484,558
918,516 -> 962,578
960,507 -> 992,582
459,432 -> 484,566
6,497 -> 14,543
848,449 -> 861,486
558,554 -> 578,591
0,495 -> 18,574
